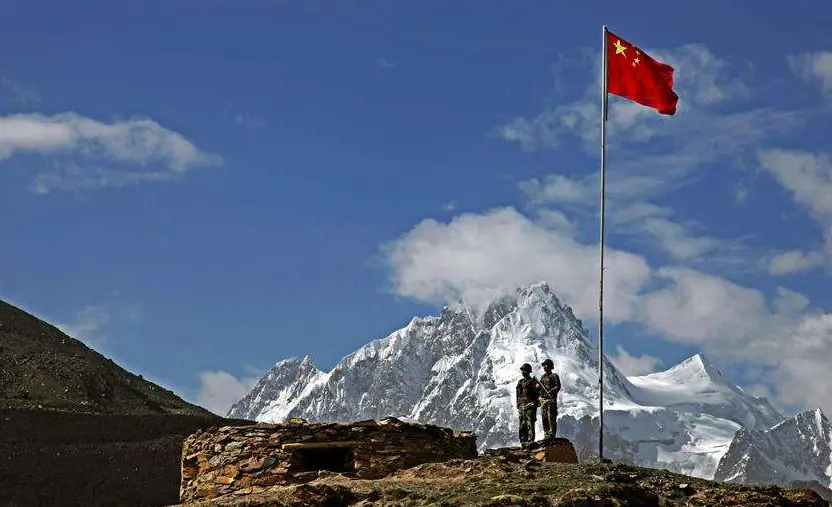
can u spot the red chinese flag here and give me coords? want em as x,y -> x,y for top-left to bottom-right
606,30 -> 678,115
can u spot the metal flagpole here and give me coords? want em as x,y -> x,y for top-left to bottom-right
598,24 -> 609,462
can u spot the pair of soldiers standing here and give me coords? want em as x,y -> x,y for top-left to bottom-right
516,359 -> 561,449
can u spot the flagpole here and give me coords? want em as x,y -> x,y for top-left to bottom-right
598,24 -> 609,462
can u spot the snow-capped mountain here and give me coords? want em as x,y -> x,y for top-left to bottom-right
714,408 -> 832,489
228,282 -> 806,481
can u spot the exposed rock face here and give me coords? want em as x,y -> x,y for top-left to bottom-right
179,417 -> 477,503
714,408 -> 832,491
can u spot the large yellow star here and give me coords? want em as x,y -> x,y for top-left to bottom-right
614,39 -> 627,56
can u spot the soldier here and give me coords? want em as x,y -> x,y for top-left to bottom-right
538,358 -> 561,442
516,363 -> 539,449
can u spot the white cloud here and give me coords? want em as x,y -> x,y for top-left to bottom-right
0,112 -> 221,192
610,345 -> 662,376
788,51 -> 832,96
383,207 -> 650,322
377,57 -> 397,69
519,173 -> 729,262
234,112 -> 266,128
497,43 -> 754,152
1,77 -> 41,108
758,149 -> 832,274
56,305 -> 111,349
650,44 -> 749,107
534,209 -> 577,236
441,200 -> 458,212
195,370 -> 261,416
519,174 -> 593,206
734,181 -> 749,205
766,250 -> 825,275
640,268 -> 767,343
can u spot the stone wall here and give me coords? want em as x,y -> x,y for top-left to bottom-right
180,417 -> 477,502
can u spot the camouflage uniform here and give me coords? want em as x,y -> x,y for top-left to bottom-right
538,360 -> 561,442
516,365 -> 540,449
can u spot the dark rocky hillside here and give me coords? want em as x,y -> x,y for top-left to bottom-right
0,299 -> 211,415
0,298 -> 251,506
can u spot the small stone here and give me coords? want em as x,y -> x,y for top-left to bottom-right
488,494 -> 526,506
214,476 -> 235,484
225,441 -> 245,451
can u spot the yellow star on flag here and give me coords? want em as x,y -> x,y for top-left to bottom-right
614,39 -> 627,56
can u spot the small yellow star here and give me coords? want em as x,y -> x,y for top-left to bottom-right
632,57 -> 640,67
614,39 -> 627,56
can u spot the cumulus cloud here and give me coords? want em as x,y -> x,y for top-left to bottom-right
788,51 -> 832,96
640,268 -> 768,343
0,112 -> 221,192
383,207 -> 650,322
609,345 -> 662,376
195,370 -> 261,416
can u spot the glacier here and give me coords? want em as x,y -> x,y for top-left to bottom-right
228,281 -> 829,485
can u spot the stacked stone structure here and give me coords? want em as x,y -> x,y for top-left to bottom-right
179,417 -> 477,502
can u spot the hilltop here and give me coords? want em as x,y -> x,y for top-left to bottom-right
0,298 -> 246,506
0,298 -> 211,415
173,451 -> 828,507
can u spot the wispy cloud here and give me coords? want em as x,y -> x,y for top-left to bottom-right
234,112 -> 266,128
500,40 -> 804,266
496,43 -> 755,152
377,57 -> 397,69
518,172 -> 740,264
0,112 -> 221,193
56,305 -> 111,349
1,77 -> 41,108
788,51 -> 832,96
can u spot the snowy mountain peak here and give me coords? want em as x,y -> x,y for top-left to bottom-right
714,407 -> 832,489
226,354 -> 324,421
642,353 -> 724,386
230,281 -> 800,483
786,408 -> 830,437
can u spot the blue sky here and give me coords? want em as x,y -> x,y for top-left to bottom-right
2,1 -> 832,417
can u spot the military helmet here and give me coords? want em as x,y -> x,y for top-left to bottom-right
541,358 -> 554,368
520,363 -> 532,372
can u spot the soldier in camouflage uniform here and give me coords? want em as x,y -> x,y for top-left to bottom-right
516,363 -> 539,449
538,358 -> 561,442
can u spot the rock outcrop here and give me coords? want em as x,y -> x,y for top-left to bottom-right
173,454 -> 828,507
